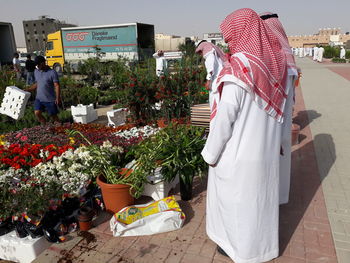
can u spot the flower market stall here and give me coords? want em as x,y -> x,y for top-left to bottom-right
0,54 -> 209,262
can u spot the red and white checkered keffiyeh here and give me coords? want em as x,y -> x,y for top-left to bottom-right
215,8 -> 288,122
195,42 -> 228,62
260,12 -> 298,74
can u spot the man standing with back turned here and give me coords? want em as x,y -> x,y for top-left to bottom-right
27,56 -> 61,124
25,54 -> 36,85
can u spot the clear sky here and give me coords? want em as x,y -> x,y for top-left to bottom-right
1,0 -> 350,47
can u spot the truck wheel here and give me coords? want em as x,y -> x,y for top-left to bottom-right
53,63 -> 63,76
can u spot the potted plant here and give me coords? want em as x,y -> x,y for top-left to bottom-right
68,130 -> 147,213
131,123 -> 207,201
77,206 -> 95,231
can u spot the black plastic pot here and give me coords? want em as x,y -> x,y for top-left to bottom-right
180,178 -> 193,201
0,218 -> 15,236
14,221 -> 28,238
24,222 -> 43,238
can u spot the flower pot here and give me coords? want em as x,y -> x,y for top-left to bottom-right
96,174 -> 134,214
157,118 -> 168,128
180,178 -> 193,201
291,123 -> 300,146
79,221 -> 92,231
78,206 -> 95,231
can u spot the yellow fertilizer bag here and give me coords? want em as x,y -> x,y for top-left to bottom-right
109,196 -> 185,237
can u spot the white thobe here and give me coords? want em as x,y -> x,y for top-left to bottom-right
340,48 -> 346,59
279,70 -> 297,205
202,80 -> 281,262
309,48 -> 313,56
298,48 -> 304,58
203,50 -> 224,110
153,53 -> 167,77
313,47 -> 319,60
293,48 -> 298,56
317,47 -> 325,62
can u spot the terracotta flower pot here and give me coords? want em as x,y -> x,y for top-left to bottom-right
157,118 -> 168,128
79,220 -> 92,231
96,172 -> 134,214
291,123 -> 300,146
78,206 -> 95,231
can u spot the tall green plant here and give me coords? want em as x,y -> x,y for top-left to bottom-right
130,124 -> 207,187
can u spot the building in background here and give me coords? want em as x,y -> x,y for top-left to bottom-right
155,33 -> 198,52
23,16 -> 76,54
202,33 -> 225,46
155,33 -> 186,51
288,28 -> 350,48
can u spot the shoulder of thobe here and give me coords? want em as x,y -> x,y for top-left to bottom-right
203,49 -> 215,59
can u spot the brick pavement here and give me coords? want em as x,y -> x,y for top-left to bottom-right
32,65 -> 339,262
327,65 -> 350,82
297,58 -> 350,262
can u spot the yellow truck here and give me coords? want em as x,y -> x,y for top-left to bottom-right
45,23 -> 155,72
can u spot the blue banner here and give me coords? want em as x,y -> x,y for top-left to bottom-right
62,25 -> 137,53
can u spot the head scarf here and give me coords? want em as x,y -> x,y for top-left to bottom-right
195,41 -> 228,62
260,12 -> 298,75
217,8 -> 287,122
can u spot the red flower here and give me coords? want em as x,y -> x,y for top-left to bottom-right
20,136 -> 28,142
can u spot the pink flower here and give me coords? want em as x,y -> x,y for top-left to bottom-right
20,136 -> 28,142
15,133 -> 22,139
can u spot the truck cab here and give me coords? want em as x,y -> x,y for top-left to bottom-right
45,31 -> 64,73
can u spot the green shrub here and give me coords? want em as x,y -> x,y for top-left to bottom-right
78,86 -> 99,105
323,46 -> 340,58
331,58 -> 346,63
346,50 -> 350,59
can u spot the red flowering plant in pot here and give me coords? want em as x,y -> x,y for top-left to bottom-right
155,65 -> 207,126
68,130 -> 147,214
122,72 -> 159,126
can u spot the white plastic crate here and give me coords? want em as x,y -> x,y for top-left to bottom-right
71,104 -> 94,116
73,109 -> 98,124
71,104 -> 98,124
107,108 -> 128,127
0,231 -> 51,263
0,86 -> 31,120
142,168 -> 179,201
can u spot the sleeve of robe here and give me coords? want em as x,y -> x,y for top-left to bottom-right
201,82 -> 244,165
204,51 -> 215,80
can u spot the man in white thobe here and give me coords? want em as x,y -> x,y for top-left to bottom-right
313,46 -> 319,61
340,47 -> 346,59
260,12 -> 299,205
202,9 -> 287,263
317,46 -> 325,62
294,48 -> 299,56
153,50 -> 167,77
195,41 -> 226,109
298,47 -> 304,58
309,48 -> 313,56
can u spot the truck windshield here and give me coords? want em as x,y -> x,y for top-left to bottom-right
46,41 -> 54,51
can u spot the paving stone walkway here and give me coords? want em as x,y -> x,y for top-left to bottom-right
297,57 -> 350,262
30,57 -> 349,263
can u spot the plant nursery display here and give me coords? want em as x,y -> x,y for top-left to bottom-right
0,52 -> 210,255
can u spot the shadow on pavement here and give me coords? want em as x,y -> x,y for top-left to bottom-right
293,109 -> 321,130
279,133 -> 336,254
